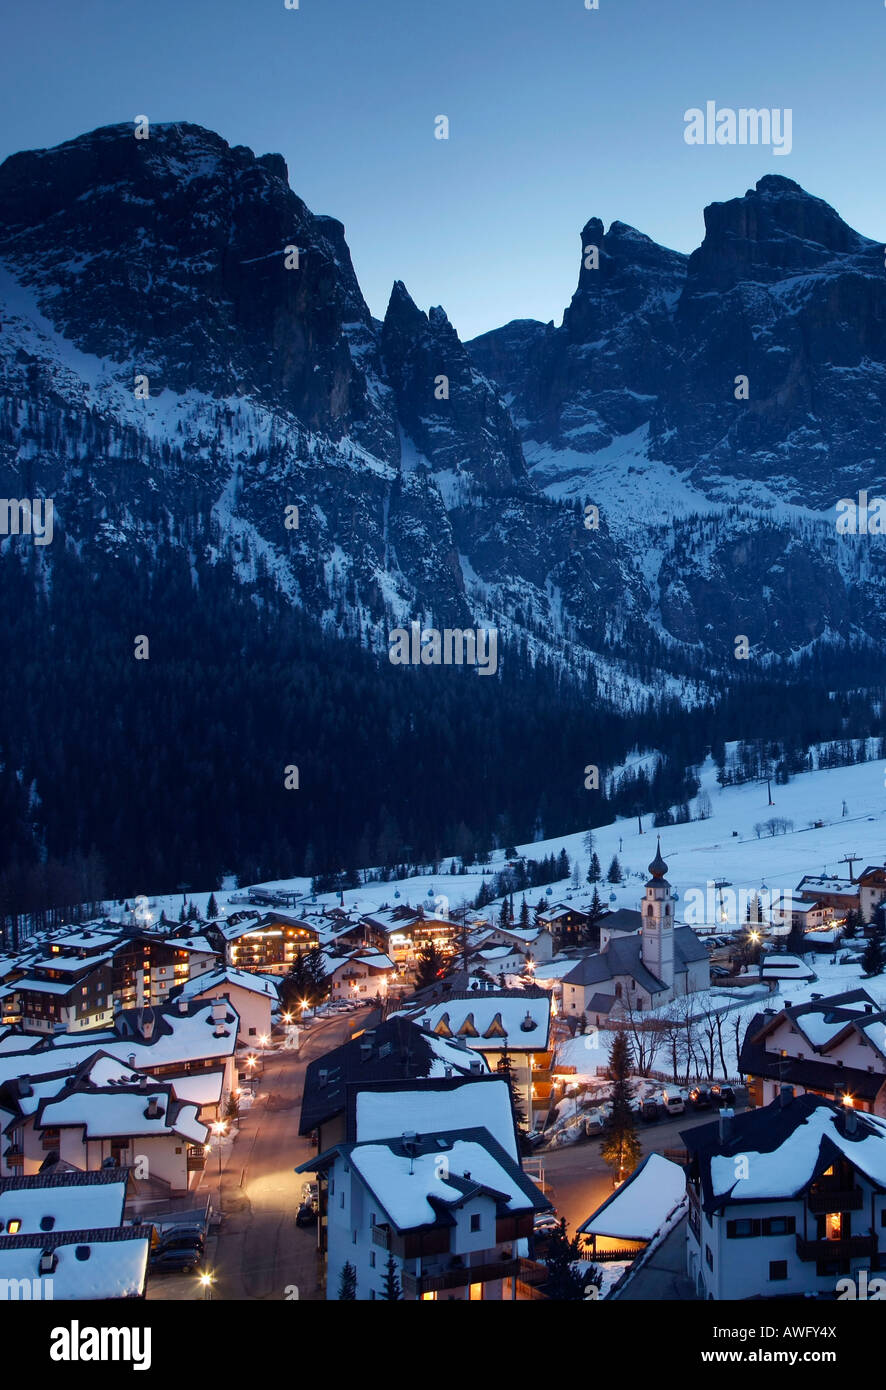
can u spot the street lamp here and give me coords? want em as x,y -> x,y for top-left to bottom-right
199,1271 -> 214,1301
211,1120 -> 227,1184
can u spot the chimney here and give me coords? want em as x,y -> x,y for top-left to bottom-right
211,1000 -> 227,1021
865,1004 -> 874,1014
360,1041 -> 373,1062
779,1084 -> 794,1108
144,1095 -> 162,1119
177,996 -> 188,1014
318,1069 -> 328,1087
844,1107 -> 859,1136
142,1014 -> 154,1042
718,1107 -> 734,1143
128,1054 -> 137,1069
469,1058 -> 484,1075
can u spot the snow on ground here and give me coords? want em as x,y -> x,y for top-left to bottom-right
103,754 -> 885,982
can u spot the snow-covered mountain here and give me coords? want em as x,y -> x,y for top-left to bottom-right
1,126 -> 884,695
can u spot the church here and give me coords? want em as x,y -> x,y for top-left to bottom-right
561,841 -> 710,1023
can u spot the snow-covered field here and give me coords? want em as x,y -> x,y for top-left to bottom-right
130,748 -> 884,927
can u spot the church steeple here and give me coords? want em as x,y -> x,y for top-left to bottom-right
648,837 -> 668,880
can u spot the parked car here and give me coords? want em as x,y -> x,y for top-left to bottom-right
156,1227 -> 205,1253
295,1202 -> 318,1227
641,1099 -> 660,1123
689,1086 -> 711,1110
149,1246 -> 205,1274
584,1112 -> 606,1136
663,1090 -> 686,1115
531,1213 -> 561,1252
525,1128 -> 547,1148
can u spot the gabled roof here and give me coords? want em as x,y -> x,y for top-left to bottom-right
395,991 -> 551,1051
0,1167 -> 129,1234
578,1152 -> 684,1240
682,1094 -> 886,1214
349,1075 -> 519,1160
298,1017 -> 481,1135
308,1127 -> 550,1234
0,1225 -> 151,1299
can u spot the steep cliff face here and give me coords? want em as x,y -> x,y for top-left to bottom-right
1,127 -> 884,694
468,175 -> 886,659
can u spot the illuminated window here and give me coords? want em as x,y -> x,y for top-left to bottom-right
826,1213 -> 843,1241
469,1283 -> 483,1301
7,1219 -> 21,1234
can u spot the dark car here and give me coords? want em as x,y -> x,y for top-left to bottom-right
719,1086 -> 736,1108
156,1226 -> 205,1251
641,1099 -> 660,1123
149,1246 -> 205,1274
295,1202 -> 318,1227
689,1086 -> 711,1109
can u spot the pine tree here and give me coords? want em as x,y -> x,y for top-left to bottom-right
862,933 -> 885,977
842,908 -> 859,940
380,1253 -> 402,1300
414,941 -> 447,989
606,855 -> 623,884
206,892 -> 218,919
600,1028 -> 641,1182
337,1261 -> 358,1300
541,1219 -> 586,1300
497,1048 -> 527,1130
519,896 -> 530,928
587,852 -> 601,884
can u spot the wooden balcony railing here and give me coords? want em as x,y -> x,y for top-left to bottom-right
807,1188 -> 864,1214
795,1234 -> 876,1261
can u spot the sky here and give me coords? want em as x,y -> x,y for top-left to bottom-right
2,0 -> 886,340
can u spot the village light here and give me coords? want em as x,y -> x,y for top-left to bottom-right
199,1271 -> 214,1300
843,1093 -> 855,1108
259,1033 -> 270,1047
282,1012 -> 293,1024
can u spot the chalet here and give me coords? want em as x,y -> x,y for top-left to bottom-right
684,1093 -> 886,1299
739,989 -> 886,1114
328,953 -> 396,1002
298,1016 -> 486,1153
856,866 -> 886,923
395,990 -> 553,1125
537,903 -> 591,950
205,914 -> 320,974
173,966 -> 278,1045
297,1074 -> 551,1300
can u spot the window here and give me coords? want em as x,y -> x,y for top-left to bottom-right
769,1261 -> 788,1281
7,1219 -> 21,1234
762,1216 -> 795,1237
352,1230 -> 357,1245
470,1214 -> 481,1233
726,1219 -> 761,1238
249,1027 -> 256,1036
469,1282 -> 483,1300
705,1245 -> 713,1270
369,1252 -> 376,1268
340,1193 -> 345,1208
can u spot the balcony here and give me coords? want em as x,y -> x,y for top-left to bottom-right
795,1234 -> 876,1262
186,1147 -> 206,1172
402,1257 -> 520,1297
372,1224 -> 392,1251
807,1188 -> 864,1215
3,1147 -> 24,1168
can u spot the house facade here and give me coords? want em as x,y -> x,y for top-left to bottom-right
684,1093 -> 886,1300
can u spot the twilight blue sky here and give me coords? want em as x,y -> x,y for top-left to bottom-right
2,0 -> 885,339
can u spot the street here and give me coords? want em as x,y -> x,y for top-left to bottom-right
147,1010 -> 359,1302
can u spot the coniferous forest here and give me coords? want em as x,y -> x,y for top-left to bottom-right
1,537 -> 885,919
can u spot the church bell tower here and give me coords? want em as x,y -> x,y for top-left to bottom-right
642,837 -> 674,990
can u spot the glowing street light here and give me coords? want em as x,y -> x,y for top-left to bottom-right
199,1271 -> 214,1300
211,1120 -> 227,1182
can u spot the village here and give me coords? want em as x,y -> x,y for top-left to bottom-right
3,756 -> 886,1301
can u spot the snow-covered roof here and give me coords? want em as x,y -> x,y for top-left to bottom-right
176,966 -> 279,1001
354,1077 -> 519,1161
0,1171 -> 127,1234
687,1094 -> 886,1211
578,1153 -> 685,1240
759,954 -> 817,980
348,1132 -> 545,1231
38,1086 -> 207,1145
0,1228 -> 149,1299
396,993 -> 551,1051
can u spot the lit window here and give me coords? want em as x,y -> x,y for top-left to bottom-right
7,1219 -> 21,1234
